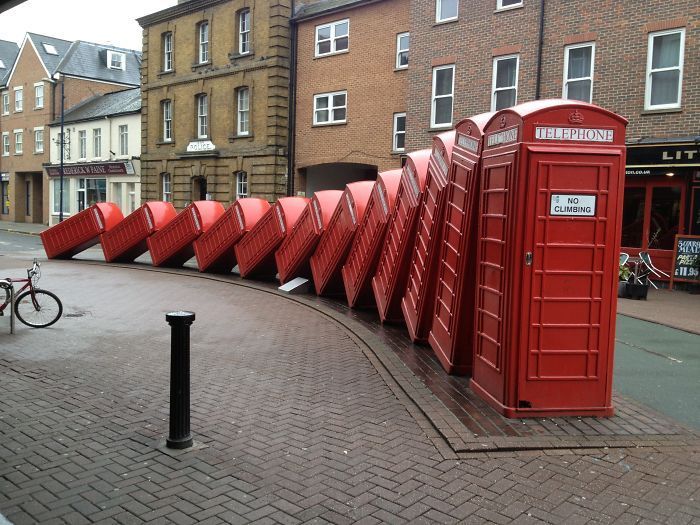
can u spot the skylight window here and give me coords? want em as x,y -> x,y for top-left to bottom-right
0,60 -> 5,69
42,43 -> 58,55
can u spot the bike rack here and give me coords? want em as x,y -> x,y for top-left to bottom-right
1,280 -> 14,334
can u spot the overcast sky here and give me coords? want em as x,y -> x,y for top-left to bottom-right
0,0 -> 178,51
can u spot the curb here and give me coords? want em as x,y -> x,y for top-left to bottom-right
0,227 -> 42,236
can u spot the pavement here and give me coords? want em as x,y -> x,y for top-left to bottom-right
0,222 -> 699,524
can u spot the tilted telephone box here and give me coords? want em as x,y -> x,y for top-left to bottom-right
469,99 -> 627,418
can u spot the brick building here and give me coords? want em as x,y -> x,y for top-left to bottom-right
291,0 -> 409,195
0,39 -> 20,216
137,0 -> 292,208
0,33 -> 140,224
404,0 -> 699,274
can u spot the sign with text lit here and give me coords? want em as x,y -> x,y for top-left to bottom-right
550,194 -> 596,217
626,143 -> 700,168
535,127 -> 614,143
46,161 -> 135,177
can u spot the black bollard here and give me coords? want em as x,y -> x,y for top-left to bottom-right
166,311 -> 195,449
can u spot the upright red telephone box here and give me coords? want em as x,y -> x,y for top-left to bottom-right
401,131 -> 455,342
341,169 -> 402,308
371,149 -> 431,323
429,112 -> 493,374
470,100 -> 627,417
275,190 -> 343,284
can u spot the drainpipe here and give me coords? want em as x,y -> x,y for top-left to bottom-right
286,0 -> 297,197
59,74 -> 65,222
535,0 -> 546,100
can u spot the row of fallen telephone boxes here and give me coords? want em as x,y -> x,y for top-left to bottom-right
40,99 -> 628,418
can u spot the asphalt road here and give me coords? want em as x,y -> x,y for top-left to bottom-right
1,229 -> 699,430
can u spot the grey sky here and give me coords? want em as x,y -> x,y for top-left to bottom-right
0,0 -> 177,50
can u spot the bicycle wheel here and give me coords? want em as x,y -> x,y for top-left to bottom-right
14,289 -> 63,328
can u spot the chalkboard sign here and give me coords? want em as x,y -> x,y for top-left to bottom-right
671,234 -> 700,285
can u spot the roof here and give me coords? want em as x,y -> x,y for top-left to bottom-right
50,87 -> 141,125
26,33 -> 72,75
57,41 -> 141,86
137,0 -> 229,27
293,0 -> 381,21
0,39 -> 19,87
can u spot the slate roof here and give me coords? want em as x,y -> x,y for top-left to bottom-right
26,33 -> 72,75
50,87 -> 141,126
293,0 -> 378,20
0,39 -> 19,87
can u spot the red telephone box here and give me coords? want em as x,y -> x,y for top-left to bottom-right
147,201 -> 225,267
41,202 -> 123,259
310,181 -> 375,296
401,131 -> 456,342
341,170 -> 403,308
429,112 -> 493,374
235,196 -> 309,279
470,100 -> 627,417
371,149 -> 431,322
275,190 -> 343,284
193,198 -> 270,273
101,202 -> 177,263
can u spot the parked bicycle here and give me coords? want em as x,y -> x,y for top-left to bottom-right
0,259 -> 63,328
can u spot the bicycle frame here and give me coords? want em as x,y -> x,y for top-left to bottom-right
1,262 -> 40,314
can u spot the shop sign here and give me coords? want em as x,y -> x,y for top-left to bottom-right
550,194 -> 596,217
626,143 -> 700,168
186,140 -> 216,153
671,234 -> 700,284
46,161 -> 134,177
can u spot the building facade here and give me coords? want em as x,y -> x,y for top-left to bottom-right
403,0 -> 699,274
137,0 -> 292,209
292,0 -> 410,196
0,33 -> 140,224
45,88 -> 141,226
0,38 -> 20,217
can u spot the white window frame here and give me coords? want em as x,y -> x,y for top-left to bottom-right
163,99 -> 172,141
237,88 -> 250,136
14,87 -> 22,112
93,128 -> 102,158
1,92 -> 8,115
236,171 -> 248,199
118,125 -> 128,156
313,91 -> 347,125
430,64 -> 455,128
78,130 -> 87,159
162,173 -> 172,203
396,33 -> 409,69
42,42 -> 58,55
2,132 -> 9,156
163,32 -> 173,72
563,42 -> 595,103
491,54 -> 519,111
436,0 -> 458,23
34,83 -> 44,109
239,9 -> 251,55
393,113 -> 406,152
34,128 -> 44,154
14,130 -> 23,154
198,21 -> 209,64
645,28 -> 685,111
315,19 -> 349,57
107,50 -> 126,70
197,94 -> 208,138
496,0 -> 523,10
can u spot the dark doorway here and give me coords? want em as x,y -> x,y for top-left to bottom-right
193,177 -> 207,201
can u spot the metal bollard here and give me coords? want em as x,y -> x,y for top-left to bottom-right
165,311 -> 195,449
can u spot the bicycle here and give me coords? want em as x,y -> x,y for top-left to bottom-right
1,259 -> 63,328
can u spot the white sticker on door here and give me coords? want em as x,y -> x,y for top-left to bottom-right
550,194 -> 596,216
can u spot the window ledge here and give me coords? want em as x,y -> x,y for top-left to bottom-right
191,61 -> 211,71
312,121 -> 347,128
156,140 -> 175,146
33,151 -> 44,155
34,107 -> 44,111
429,124 -> 453,131
14,110 -> 22,113
433,18 -> 458,27
228,133 -> 254,141
391,150 -> 406,156
229,51 -> 254,61
394,67 -> 408,72
641,107 -> 682,115
495,4 -> 524,13
314,49 -> 350,60
158,69 -> 175,77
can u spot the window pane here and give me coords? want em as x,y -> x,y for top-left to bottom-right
438,0 -> 458,19
649,186 -> 681,250
53,180 -> 69,213
335,22 -> 348,37
315,97 -> 328,110
317,41 -> 331,54
567,80 -> 591,102
496,58 -> 516,88
335,36 -> 348,51
396,115 -> 406,132
495,88 -> 516,110
434,97 -> 452,125
399,34 -> 409,49
651,33 -> 680,69
568,47 -> 591,79
396,133 -> 405,150
332,93 -> 346,107
317,26 -> 331,40
333,108 -> 346,121
398,51 -> 408,67
435,68 -> 453,96
621,187 -> 645,247
650,70 -> 680,106
316,109 -> 329,122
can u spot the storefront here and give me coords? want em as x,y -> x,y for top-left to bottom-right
45,160 -> 140,226
623,139 -> 700,277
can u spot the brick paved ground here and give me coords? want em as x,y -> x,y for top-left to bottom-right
1,259 -> 699,524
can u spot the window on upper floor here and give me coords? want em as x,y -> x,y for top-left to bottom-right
34,129 -> 44,154
1,92 -> 8,115
162,173 -> 172,202
431,64 -> 454,128
163,32 -> 173,72
396,33 -> 409,69
2,133 -> 9,156
118,125 -> 128,156
93,128 -> 101,158
196,94 -> 208,138
645,28 -> 685,110
236,171 -> 248,199
14,87 -> 22,112
313,91 -> 347,125
34,83 -> 44,109
239,9 -> 251,55
237,87 -> 250,136
107,50 -> 126,70
492,55 -> 519,111
315,19 -> 349,57
14,130 -> 23,154
162,100 -> 173,142
436,0 -> 458,22
393,113 -> 406,152
563,43 -> 594,103
78,130 -> 87,159
497,0 -> 522,10
198,21 -> 209,64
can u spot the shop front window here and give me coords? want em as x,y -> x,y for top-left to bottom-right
621,187 -> 645,247
1,181 -> 9,214
621,182 -> 684,251
649,186 -> 681,250
52,179 -> 70,214
78,178 -> 106,211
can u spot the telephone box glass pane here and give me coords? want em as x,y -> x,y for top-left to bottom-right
648,186 -> 681,250
621,187 -> 645,247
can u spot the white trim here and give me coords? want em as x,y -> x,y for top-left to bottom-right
496,0 -> 523,10
396,32 -> 409,69
491,54 -> 519,111
34,128 -> 44,153
198,21 -> 209,64
239,9 -> 251,55
163,32 -> 173,72
645,28 -> 685,111
5,35 -> 52,88
162,99 -> 172,141
313,90 -> 347,125
237,87 -> 250,136
393,112 -> 406,152
436,0 -> 459,22
34,82 -> 44,109
563,42 -> 595,103
430,64 -> 455,128
197,94 -> 208,138
107,50 -> 126,71
1,91 -> 8,115
315,19 -> 350,57
236,171 -> 248,199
